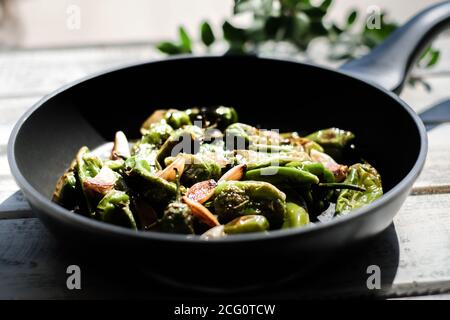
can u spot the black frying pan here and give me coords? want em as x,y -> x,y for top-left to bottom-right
7,2 -> 450,291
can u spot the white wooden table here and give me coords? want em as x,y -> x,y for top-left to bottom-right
1,40 -> 450,299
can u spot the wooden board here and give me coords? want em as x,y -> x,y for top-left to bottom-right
0,45 -> 157,99
1,193 -> 450,299
413,123 -> 450,192
1,40 -> 450,299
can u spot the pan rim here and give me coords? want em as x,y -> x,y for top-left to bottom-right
7,54 -> 428,244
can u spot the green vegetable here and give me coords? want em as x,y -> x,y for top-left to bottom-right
336,163 -> 383,214
306,128 -> 355,159
214,180 -> 286,229
53,106 -> 384,236
164,109 -> 192,129
140,121 -> 174,147
307,127 -> 354,146
286,161 -> 335,183
52,159 -> 82,211
104,159 -> 125,172
130,143 -> 160,171
225,122 -> 255,147
157,125 -> 204,165
215,106 -> 238,130
159,202 -> 195,234
224,215 -> 269,234
226,122 -> 284,148
304,140 -> 325,154
200,21 -> 216,47
186,106 -> 238,130
76,147 -> 104,216
282,202 -> 310,229
245,166 -> 320,186
97,190 -> 137,230
165,153 -> 222,186
125,155 -> 177,205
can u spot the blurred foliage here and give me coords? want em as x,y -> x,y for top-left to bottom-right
157,0 -> 440,86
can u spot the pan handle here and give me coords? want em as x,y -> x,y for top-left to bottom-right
340,1 -> 450,94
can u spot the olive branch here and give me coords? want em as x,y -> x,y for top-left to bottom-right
156,0 -> 440,90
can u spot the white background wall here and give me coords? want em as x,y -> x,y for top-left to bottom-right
3,0 -> 443,48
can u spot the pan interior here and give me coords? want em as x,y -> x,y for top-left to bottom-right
13,56 -> 421,201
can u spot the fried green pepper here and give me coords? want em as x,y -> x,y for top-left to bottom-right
213,180 -> 286,229
130,143 -> 160,171
286,161 -> 335,183
235,149 -> 310,171
224,215 -> 269,234
165,153 -> 222,186
306,128 -> 355,149
215,106 -> 238,129
225,122 -> 285,149
245,166 -> 320,186
157,125 -> 204,165
186,106 -> 238,130
306,128 -> 355,159
159,201 -> 195,234
280,132 -> 325,154
198,140 -> 234,168
164,109 -> 192,129
52,159 -> 82,211
104,159 -> 126,172
140,121 -> 174,147
53,106 -> 384,236
125,155 -> 177,205
336,163 -> 383,214
282,202 -> 310,229
96,190 -> 137,229
76,147 -> 104,216
225,123 -> 255,147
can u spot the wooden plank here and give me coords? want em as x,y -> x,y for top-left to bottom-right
393,293 -> 450,300
1,35 -> 450,300
0,39 -> 448,111
401,76 -> 450,115
0,96 -> 41,146
279,193 -> 450,299
0,45 -> 158,98
413,123 -> 450,190
0,193 -> 450,299
0,217 -> 188,300
0,190 -> 32,219
0,96 -> 43,217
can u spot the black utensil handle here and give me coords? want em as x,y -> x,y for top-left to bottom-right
340,1 -> 450,94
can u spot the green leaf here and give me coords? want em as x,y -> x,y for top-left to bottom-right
201,21 -> 216,47
302,6 -> 327,21
319,0 -> 333,11
346,10 -> 358,26
428,50 -> 440,67
156,42 -> 183,55
178,26 -> 192,53
234,0 -> 252,14
419,47 -> 440,68
329,23 -> 343,37
282,0 -> 302,9
264,16 -> 284,39
223,21 -> 247,43
309,20 -> 328,36
291,12 -> 311,44
234,0 -> 273,16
